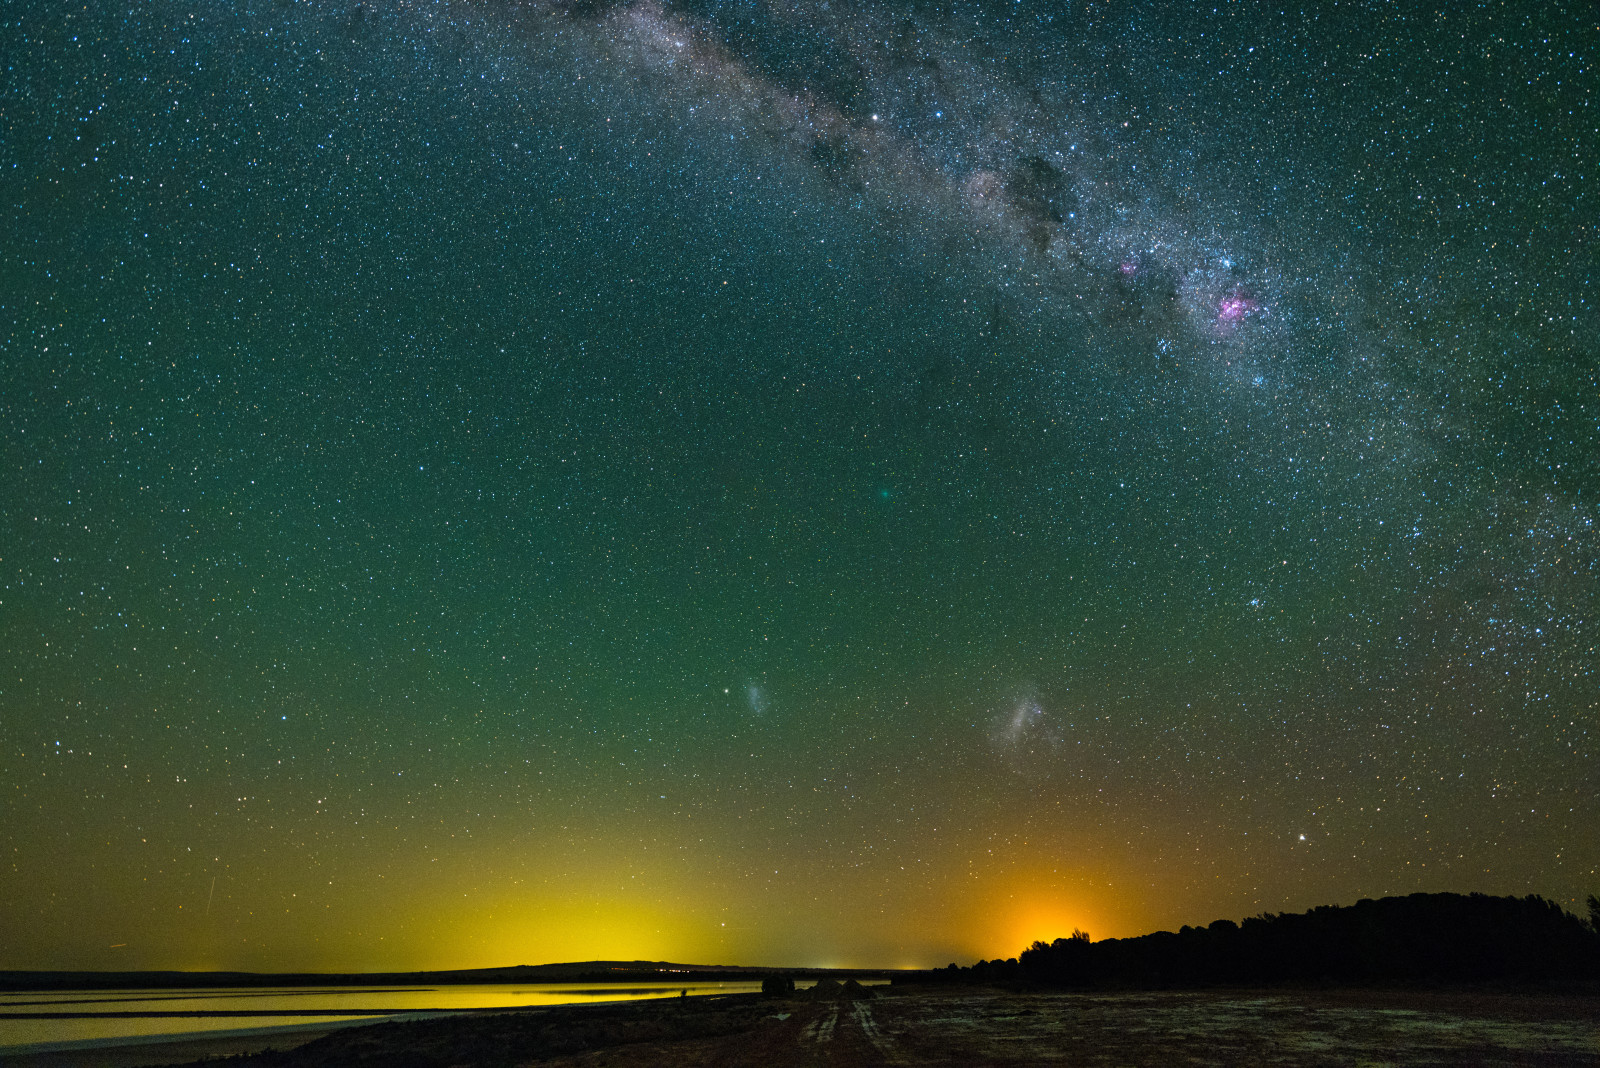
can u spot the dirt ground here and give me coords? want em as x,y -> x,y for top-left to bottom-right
107,986 -> 1597,1068
538,987 -> 1600,1068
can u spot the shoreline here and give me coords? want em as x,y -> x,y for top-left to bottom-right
0,993 -> 736,1068
0,1019 -> 354,1068
5,984 -> 1600,1067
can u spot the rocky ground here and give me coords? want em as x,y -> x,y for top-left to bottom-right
119,986 -> 1600,1067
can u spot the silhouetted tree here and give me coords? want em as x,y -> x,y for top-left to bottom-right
999,893 -> 1599,989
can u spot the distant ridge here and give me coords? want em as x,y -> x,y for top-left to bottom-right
0,960 -> 900,992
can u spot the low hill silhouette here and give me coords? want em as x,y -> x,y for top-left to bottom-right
930,893 -> 1600,988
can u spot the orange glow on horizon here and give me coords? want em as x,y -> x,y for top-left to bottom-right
997,899 -> 1099,956
952,867 -> 1119,962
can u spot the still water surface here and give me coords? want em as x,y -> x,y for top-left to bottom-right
0,981 -> 768,1051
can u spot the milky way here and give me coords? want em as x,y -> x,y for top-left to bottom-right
1,0 -> 1595,971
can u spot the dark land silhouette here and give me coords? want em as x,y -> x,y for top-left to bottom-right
10,893 -> 1595,999
924,892 -> 1600,988
0,961 -> 895,993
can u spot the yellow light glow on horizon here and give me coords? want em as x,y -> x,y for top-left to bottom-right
428,897 -> 703,969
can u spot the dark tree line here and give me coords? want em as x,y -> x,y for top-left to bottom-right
923,893 -> 1600,988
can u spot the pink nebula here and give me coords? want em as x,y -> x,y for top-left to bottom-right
1217,293 -> 1258,322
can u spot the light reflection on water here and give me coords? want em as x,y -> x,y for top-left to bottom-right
0,981 -> 767,1051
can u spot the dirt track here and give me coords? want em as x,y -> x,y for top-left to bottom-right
537,988 -> 1600,1067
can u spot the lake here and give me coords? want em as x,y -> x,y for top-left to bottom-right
0,981 -> 770,1055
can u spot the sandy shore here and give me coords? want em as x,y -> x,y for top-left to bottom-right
0,1022 -> 348,1068
4,987 -> 1597,1067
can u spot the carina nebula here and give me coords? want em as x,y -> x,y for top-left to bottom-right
0,0 -> 1594,972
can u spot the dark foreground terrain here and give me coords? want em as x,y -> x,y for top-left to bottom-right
96,985 -> 1597,1067
6,986 -> 1598,1067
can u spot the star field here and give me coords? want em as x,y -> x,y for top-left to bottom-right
1,0 -> 1595,971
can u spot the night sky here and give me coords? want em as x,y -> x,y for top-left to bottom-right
2,0 -> 1595,973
